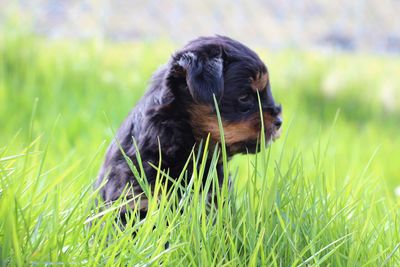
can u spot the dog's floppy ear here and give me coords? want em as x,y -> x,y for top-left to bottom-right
176,52 -> 224,104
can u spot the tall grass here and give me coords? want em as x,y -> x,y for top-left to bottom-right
0,33 -> 399,265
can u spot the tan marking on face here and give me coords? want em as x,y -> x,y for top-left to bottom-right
223,118 -> 260,144
250,72 -> 269,92
189,105 -> 279,146
188,105 -> 219,141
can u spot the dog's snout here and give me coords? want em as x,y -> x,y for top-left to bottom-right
274,116 -> 283,129
273,105 -> 282,116
264,104 -> 282,117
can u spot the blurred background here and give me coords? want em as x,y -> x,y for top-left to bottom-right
0,1 -> 399,197
2,0 -> 400,53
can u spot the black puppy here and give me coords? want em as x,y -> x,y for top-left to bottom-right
96,36 -> 282,218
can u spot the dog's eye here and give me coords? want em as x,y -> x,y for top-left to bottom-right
238,93 -> 252,103
238,93 -> 254,113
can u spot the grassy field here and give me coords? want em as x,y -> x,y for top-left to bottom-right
0,31 -> 399,266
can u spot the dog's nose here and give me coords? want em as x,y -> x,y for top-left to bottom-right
274,117 -> 283,129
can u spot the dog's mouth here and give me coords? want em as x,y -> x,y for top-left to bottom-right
262,130 -> 278,148
265,114 -> 282,143
263,121 -> 282,143
225,124 -> 282,155
270,126 -> 282,141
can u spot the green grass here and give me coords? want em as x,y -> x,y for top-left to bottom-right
0,31 -> 399,266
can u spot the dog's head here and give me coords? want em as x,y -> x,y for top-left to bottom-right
168,36 -> 282,155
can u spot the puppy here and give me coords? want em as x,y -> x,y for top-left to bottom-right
96,36 -> 282,219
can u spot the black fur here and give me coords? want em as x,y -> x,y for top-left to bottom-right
96,36 -> 282,217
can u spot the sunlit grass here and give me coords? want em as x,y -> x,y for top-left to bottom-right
0,33 -> 399,265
